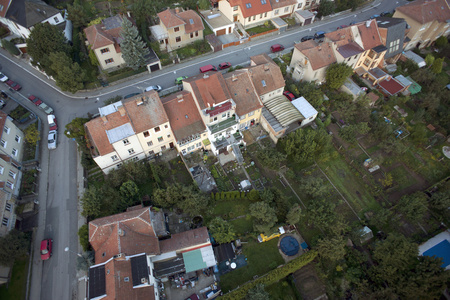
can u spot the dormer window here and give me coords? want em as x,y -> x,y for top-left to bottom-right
123,139 -> 130,145
246,3 -> 252,8
174,27 -> 180,32
261,80 -> 266,87
261,0 -> 266,4
189,19 -> 194,24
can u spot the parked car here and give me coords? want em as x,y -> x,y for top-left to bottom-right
283,91 -> 295,101
349,21 -> 357,25
199,64 -> 217,73
270,44 -> 285,53
48,130 -> 57,149
369,14 -> 380,19
218,62 -> 232,70
144,85 -> 162,92
175,76 -> 188,85
0,72 -> 8,82
0,100 -> 5,109
40,239 -> 53,260
1,91 -> 7,99
28,95 -> 43,106
5,80 -> 21,91
301,36 -> 314,42
337,25 -> 348,29
380,11 -> 391,17
124,92 -> 140,99
314,31 -> 326,40
47,114 -> 57,131
39,102 -> 54,114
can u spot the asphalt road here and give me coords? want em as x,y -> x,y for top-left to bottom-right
0,0 -> 409,298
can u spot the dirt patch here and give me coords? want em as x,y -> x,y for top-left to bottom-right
292,263 -> 327,300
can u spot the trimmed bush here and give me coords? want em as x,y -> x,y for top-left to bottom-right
78,224 -> 89,252
2,39 -> 20,56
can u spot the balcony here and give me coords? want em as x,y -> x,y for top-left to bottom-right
208,117 -> 238,134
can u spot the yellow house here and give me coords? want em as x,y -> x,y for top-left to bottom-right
152,8 -> 204,52
353,20 -> 387,72
394,0 -> 450,50
218,0 -> 273,28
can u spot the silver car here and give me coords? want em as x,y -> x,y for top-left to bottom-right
48,130 -> 57,150
39,102 -> 54,114
144,85 -> 162,92
0,72 -> 8,83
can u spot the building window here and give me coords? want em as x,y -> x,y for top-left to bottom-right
12,148 -> 17,156
253,15 -> 256,20
0,140 -> 6,148
6,181 -> 13,189
261,0 -> 266,4
176,36 -> 181,42
248,17 -> 251,22
190,33 -> 194,38
261,80 -> 266,87
164,125 -> 169,129
284,7 -> 289,12
105,58 -> 114,64
363,58 -> 370,67
240,115 -> 246,120
174,27 -> 180,32
248,111 -> 255,117
260,13 -> 263,18
305,1 -> 310,6
2,217 -> 7,226
147,141 -> 153,146
195,31 -> 198,37
123,139 -> 130,145
131,157 -> 139,162
158,137 -> 164,142
274,9 -> 279,15
8,170 -> 16,178
297,3 -> 302,8
15,135 -> 20,143
5,203 -> 11,211
0,166 -> 3,174
233,6 -> 238,11
222,113 -> 227,118
117,163 -> 122,169
246,3 -> 252,8
161,145 -> 166,151
111,155 -> 119,162
3,126 -> 9,134
149,150 -> 155,155
54,16 -> 59,23
143,131 -> 150,137
167,134 -> 171,138
160,39 -> 164,44
155,126 -> 161,132
100,48 -> 110,54
128,148 -> 135,155
213,117 -> 218,122
264,12 -> 267,17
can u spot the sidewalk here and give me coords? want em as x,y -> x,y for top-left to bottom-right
76,146 -> 88,300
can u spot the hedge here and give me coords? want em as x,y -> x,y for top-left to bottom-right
221,250 -> 318,299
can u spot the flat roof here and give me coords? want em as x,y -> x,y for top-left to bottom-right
99,101 -> 123,116
291,97 -> 318,119
200,9 -> 233,29
105,123 -> 135,144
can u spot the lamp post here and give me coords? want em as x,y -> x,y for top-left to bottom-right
65,247 -> 83,258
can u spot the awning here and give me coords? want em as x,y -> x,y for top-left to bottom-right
183,245 -> 216,273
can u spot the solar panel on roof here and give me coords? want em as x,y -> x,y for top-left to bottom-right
88,265 -> 106,299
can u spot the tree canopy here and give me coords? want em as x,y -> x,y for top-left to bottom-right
396,192 -> 428,223
0,230 -> 30,266
120,18 -> 149,70
250,201 -> 277,233
282,128 -> 332,164
208,217 -> 236,244
49,52 -> 86,93
325,63 -> 353,89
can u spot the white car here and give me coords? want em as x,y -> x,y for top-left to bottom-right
0,73 -> 8,83
39,102 -> 54,114
47,115 -> 57,130
144,85 -> 162,92
48,130 -> 57,150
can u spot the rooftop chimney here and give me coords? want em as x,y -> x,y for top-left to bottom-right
136,97 -> 144,106
177,94 -> 184,102
232,74 -> 237,81
263,64 -> 270,71
118,106 -> 126,116
101,116 -> 107,123
366,20 -> 371,28
203,73 -> 209,79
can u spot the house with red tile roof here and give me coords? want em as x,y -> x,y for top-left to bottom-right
151,8 -> 204,52
377,76 -> 407,96
324,28 -> 364,69
394,0 -> 450,50
88,206 -> 215,300
218,0 -> 273,29
353,20 -> 387,72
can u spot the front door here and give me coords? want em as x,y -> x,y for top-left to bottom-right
233,15 -> 238,22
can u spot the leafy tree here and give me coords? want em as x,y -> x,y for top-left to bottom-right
430,57 -> 443,74
425,53 -> 435,67
429,190 -> 450,211
80,186 -> 103,218
286,204 -> 303,225
435,36 -> 448,48
300,177 -> 329,198
380,172 -> 393,188
106,160 -> 149,187
260,188 -> 290,222
307,198 -> 336,230
78,224 -> 90,252
0,230 -> 30,266
49,51 -> 86,93
87,17 -> 104,26
282,128 -> 332,164
199,0 -> 210,10
247,284 -> 269,300
250,201 -> 277,233
396,192 -> 428,222
410,124 -> 428,145
1,39 -> 20,56
27,23 -> 70,76
178,189 -> 209,216
120,17 -> 149,70
257,147 -> 286,169
65,117 -> 89,140
325,63 -> 353,89
119,180 -> 140,207
24,124 -> 40,145
296,81 -> 324,107
380,137 -> 408,155
339,122 -> 370,142
208,217 -> 236,244
318,0 -> 335,17
67,0 -> 91,28
88,46 -> 99,66
247,189 -> 260,202
317,235 -> 346,261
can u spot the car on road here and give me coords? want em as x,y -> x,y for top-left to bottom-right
301,35 -> 314,42
380,11 -> 391,17
39,102 -> 54,114
175,76 -> 188,85
124,92 -> 140,99
40,239 -> 53,260
5,80 -> 21,91
337,25 -> 348,29
28,95 -> 43,106
48,114 -> 57,131
369,14 -> 380,19
349,21 -> 357,25
0,72 -> 8,82
283,91 -> 295,101
314,31 -> 326,40
270,44 -> 285,53
0,99 -> 5,109
48,130 -> 57,149
1,91 -> 7,99
144,85 -> 162,92
199,64 -> 217,73
218,62 -> 232,70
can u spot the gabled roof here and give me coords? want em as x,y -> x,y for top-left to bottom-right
229,0 -> 273,18
84,15 -> 126,50
357,19 -> 383,50
294,39 -> 318,51
158,8 -> 185,28
184,72 -> 231,110
395,0 -> 450,24
89,207 -> 160,264
158,9 -> 204,33
247,54 -> 285,95
161,91 -> 206,143
5,0 -> 61,28
337,42 -> 364,58
0,0 -> 12,18
299,42 -> 337,70
160,227 -> 210,253
122,91 -> 169,133
223,70 -> 263,117
269,0 -> 297,9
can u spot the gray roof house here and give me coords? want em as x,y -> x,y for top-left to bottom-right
376,17 -> 408,61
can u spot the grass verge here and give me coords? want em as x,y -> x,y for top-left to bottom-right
0,256 -> 29,300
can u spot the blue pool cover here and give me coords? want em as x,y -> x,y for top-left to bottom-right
423,240 -> 450,269
280,236 -> 300,256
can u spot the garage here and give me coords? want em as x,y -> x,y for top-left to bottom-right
217,28 -> 226,36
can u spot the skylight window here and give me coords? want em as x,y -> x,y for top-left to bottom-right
246,3 -> 252,8
261,80 -> 266,87
189,19 -> 194,24
261,0 -> 267,4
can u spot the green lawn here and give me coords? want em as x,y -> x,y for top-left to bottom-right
219,239 -> 284,292
229,217 -> 253,236
0,256 -> 29,300
390,165 -> 417,191
266,278 -> 298,300
212,198 -> 252,219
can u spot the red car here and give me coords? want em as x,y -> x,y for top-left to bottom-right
337,25 -> 348,29
28,95 -> 43,106
40,239 -> 53,260
5,80 -> 21,91
283,91 -> 295,101
218,62 -> 232,70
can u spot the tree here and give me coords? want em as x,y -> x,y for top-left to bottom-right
318,0 -> 335,17
410,124 -> 428,145
300,177 -> 329,198
67,0 -> 90,28
257,147 -> 286,169
88,46 -> 99,66
247,284 -> 269,300
27,23 -> 70,76
80,186 -> 103,218
435,36 -> 448,48
316,235 -> 346,261
425,53 -> 435,67
250,201 -> 277,233
120,17 -> 149,70
325,63 -> 353,89
380,172 -> 393,188
78,224 -> 90,252
49,51 -> 86,93
260,188 -> 291,222
286,204 -> 303,225
396,192 -> 428,223
199,0 -> 211,10
339,123 -> 370,142
282,128 -> 332,164
296,81 -> 324,107
247,189 -> 260,202
430,57 -> 443,74
0,230 -> 30,266
76,251 -> 94,272
119,180 -> 140,208
65,117 -> 89,140
24,124 -> 40,145
178,189 -> 209,216
208,217 -> 236,244
307,198 -> 336,230
1,39 -> 20,56
429,190 -> 450,211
